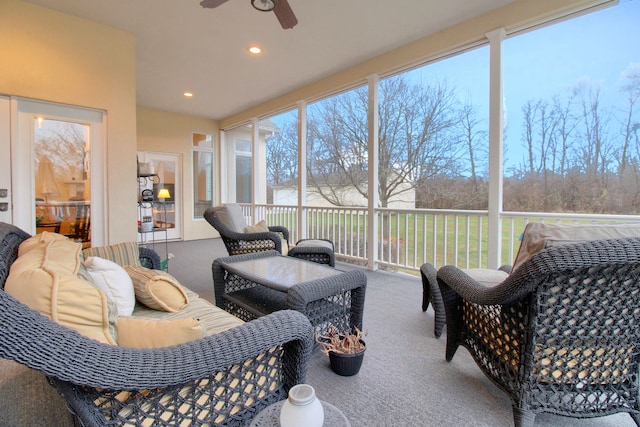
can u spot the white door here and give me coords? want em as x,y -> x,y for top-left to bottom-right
8,98 -> 106,246
137,151 -> 182,241
0,96 -> 11,224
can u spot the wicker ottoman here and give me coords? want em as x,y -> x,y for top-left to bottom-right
288,239 -> 335,267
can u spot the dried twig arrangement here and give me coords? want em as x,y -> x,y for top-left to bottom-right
316,326 -> 366,355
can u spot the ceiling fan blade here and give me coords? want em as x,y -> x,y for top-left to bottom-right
200,0 -> 230,8
273,0 -> 298,29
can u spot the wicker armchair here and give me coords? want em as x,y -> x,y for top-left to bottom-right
204,204 -> 335,266
420,263 -> 445,338
438,237 -> 640,427
0,222 -> 315,426
424,221 -> 640,339
204,205 -> 289,255
421,262 -> 510,338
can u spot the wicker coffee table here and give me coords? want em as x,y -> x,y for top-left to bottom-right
212,251 -> 366,336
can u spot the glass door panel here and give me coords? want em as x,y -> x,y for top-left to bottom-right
34,118 -> 91,247
13,99 -> 105,246
138,151 -> 181,241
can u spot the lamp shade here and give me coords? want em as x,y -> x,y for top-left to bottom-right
157,188 -> 171,200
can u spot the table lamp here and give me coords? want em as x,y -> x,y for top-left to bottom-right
157,188 -> 171,231
157,188 -> 170,201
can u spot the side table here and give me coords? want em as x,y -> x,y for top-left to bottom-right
249,400 -> 351,427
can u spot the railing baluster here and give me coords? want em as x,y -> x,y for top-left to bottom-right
241,204 -> 638,275
453,215 -> 459,267
432,215 -> 438,266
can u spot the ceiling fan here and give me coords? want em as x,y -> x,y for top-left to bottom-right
200,0 -> 298,30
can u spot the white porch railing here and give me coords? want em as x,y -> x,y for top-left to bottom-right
242,204 -> 640,274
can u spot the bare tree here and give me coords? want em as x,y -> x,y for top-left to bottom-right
618,63 -> 640,177
551,94 -> 577,177
518,98 -> 563,210
521,100 -> 538,175
268,65 -> 640,216
306,86 -> 368,206
35,121 -> 87,198
458,100 -> 487,184
442,99 -> 489,209
266,119 -> 298,186
520,99 -> 560,176
572,82 -> 613,184
306,75 -> 463,207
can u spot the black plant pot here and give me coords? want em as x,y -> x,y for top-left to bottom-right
328,341 -> 366,376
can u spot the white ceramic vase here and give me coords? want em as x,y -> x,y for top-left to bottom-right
279,384 -> 324,427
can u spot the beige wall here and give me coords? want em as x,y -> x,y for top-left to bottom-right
0,0 -> 137,244
136,107 -> 220,241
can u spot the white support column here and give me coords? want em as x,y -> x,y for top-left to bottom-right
251,117 -> 260,221
297,100 -> 308,240
486,28 -> 506,269
218,130 -> 227,204
367,74 -> 379,271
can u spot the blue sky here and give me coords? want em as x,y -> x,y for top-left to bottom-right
414,0 -> 640,169
504,0 -> 639,142
269,0 -> 640,171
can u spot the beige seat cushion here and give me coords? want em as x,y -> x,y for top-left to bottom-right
295,239 -> 334,250
5,233 -> 118,345
132,287 -> 244,336
512,222 -> 640,272
461,268 -> 509,288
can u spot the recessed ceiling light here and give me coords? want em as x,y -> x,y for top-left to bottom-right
183,92 -> 193,98
249,46 -> 262,54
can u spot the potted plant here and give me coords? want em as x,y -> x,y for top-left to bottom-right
317,326 -> 367,376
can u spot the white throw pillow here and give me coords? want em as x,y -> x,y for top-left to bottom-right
83,256 -> 136,316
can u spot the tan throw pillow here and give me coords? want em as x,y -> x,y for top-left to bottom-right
117,317 -> 204,348
244,220 -> 290,254
124,266 -> 189,312
243,220 -> 270,234
6,235 -> 117,345
512,222 -> 640,272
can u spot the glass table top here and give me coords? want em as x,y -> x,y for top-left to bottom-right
220,256 -> 342,291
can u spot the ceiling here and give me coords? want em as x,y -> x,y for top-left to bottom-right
24,0 -> 516,121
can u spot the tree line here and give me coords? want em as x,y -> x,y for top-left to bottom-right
267,65 -> 640,215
